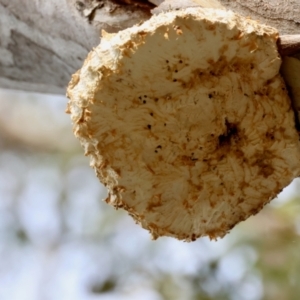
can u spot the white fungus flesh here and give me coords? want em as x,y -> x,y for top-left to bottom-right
67,8 -> 300,241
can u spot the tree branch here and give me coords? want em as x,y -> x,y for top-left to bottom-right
219,0 -> 300,35
0,0 -> 100,94
0,0 -> 299,94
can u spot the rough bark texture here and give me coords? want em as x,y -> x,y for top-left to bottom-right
220,0 -> 300,35
0,0 -> 100,94
0,0 -> 299,94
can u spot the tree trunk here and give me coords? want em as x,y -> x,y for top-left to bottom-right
0,0 -> 100,94
0,0 -> 299,95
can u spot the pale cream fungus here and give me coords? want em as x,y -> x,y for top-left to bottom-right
67,8 -> 300,241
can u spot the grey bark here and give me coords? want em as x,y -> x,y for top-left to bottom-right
0,0 -> 100,94
0,0 -> 299,95
220,0 -> 300,35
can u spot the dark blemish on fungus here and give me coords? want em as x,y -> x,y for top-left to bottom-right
218,120 -> 238,147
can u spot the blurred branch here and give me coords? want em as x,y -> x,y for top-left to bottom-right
0,90 -> 80,152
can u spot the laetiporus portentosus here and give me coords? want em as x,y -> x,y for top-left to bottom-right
67,8 -> 300,241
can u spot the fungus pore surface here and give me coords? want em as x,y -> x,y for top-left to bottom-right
67,8 -> 300,241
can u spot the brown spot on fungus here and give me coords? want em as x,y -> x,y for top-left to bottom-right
218,120 -> 239,148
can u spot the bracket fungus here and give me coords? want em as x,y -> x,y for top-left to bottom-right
67,8 -> 300,241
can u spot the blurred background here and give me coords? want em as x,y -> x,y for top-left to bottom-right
0,88 -> 300,300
